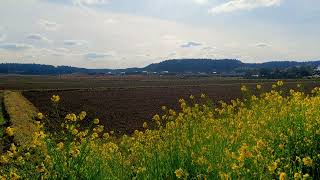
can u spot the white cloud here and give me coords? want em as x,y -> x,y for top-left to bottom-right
38,19 -> 60,31
181,41 -> 202,48
26,34 -> 50,42
104,18 -> 118,24
209,0 -> 282,14
193,0 -> 209,5
0,34 -> 6,42
0,43 -> 33,51
63,40 -> 87,46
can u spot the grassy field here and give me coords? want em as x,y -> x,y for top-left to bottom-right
2,91 -> 37,146
0,92 -> 5,138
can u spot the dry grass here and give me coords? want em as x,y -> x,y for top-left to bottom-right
0,91 -> 6,152
3,91 -> 37,146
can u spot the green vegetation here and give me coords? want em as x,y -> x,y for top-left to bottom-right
1,81 -> 320,179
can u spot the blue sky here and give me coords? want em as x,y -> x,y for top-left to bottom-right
0,0 -> 319,68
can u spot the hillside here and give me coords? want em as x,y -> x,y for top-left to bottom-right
0,59 -> 319,75
143,59 -> 243,73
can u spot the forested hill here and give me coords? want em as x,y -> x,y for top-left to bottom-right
144,59 -> 320,73
0,63 -> 112,75
0,59 -> 320,75
144,59 -> 243,73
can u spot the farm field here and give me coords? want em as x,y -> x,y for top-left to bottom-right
1,74 -> 320,90
15,75 -> 320,135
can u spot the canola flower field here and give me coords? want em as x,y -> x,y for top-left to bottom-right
1,81 -> 320,179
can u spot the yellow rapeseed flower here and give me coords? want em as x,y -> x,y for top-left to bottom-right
72,128 -> 79,135
143,122 -> 148,128
36,163 -> 46,173
37,112 -> 44,120
103,133 -> 110,140
24,152 -> 31,159
17,156 -> 24,164
92,132 -> 99,139
268,161 -> 278,172
94,125 -> 104,133
93,118 -> 100,125
10,143 -> 16,152
136,167 -> 146,174
256,84 -> 262,90
5,127 -> 14,136
277,80 -> 284,87
56,142 -> 64,150
9,171 -> 20,180
279,144 -> 285,149
152,114 -> 160,121
50,95 -> 60,103
303,156 -> 313,167
175,168 -> 184,179
169,109 -> 176,116
0,175 -> 7,180
294,172 -> 301,180
241,85 -> 248,92
179,99 -> 185,104
189,95 -> 194,100
65,113 -> 77,122
79,111 -> 87,120
303,174 -> 310,180
201,93 -> 206,98
219,172 -> 229,180
0,155 -> 9,164
70,147 -> 80,158
279,172 -> 286,180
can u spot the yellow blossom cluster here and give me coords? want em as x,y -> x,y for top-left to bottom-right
50,95 -> 60,103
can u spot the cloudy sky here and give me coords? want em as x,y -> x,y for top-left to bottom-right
0,0 -> 319,68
